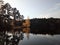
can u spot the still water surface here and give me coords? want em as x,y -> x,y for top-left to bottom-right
18,33 -> 60,45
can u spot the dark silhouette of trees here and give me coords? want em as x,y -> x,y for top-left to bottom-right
0,3 -> 24,32
30,18 -> 60,34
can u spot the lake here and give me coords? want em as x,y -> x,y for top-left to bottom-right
0,28 -> 60,45
18,33 -> 60,45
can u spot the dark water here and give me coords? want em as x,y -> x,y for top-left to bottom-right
18,33 -> 60,45
0,29 -> 60,45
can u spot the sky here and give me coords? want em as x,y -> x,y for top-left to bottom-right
3,0 -> 60,19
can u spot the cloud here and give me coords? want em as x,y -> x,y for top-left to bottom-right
41,3 -> 60,18
47,3 -> 60,12
40,10 -> 60,18
56,3 -> 60,6
34,3 -> 60,18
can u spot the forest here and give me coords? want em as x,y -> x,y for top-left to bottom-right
30,18 -> 60,34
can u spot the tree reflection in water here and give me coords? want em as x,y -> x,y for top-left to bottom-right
23,28 -> 30,39
0,30 -> 24,45
0,27 -> 30,45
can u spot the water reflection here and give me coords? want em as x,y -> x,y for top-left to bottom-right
23,28 -> 30,39
0,30 -> 24,45
0,28 -> 60,45
19,34 -> 60,45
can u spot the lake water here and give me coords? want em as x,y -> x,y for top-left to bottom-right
18,33 -> 60,45
0,29 -> 60,45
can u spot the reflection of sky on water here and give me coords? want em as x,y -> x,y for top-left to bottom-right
19,34 -> 60,45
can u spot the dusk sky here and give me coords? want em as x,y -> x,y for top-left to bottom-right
4,0 -> 60,19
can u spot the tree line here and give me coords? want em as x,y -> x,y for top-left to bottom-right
30,18 -> 60,34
